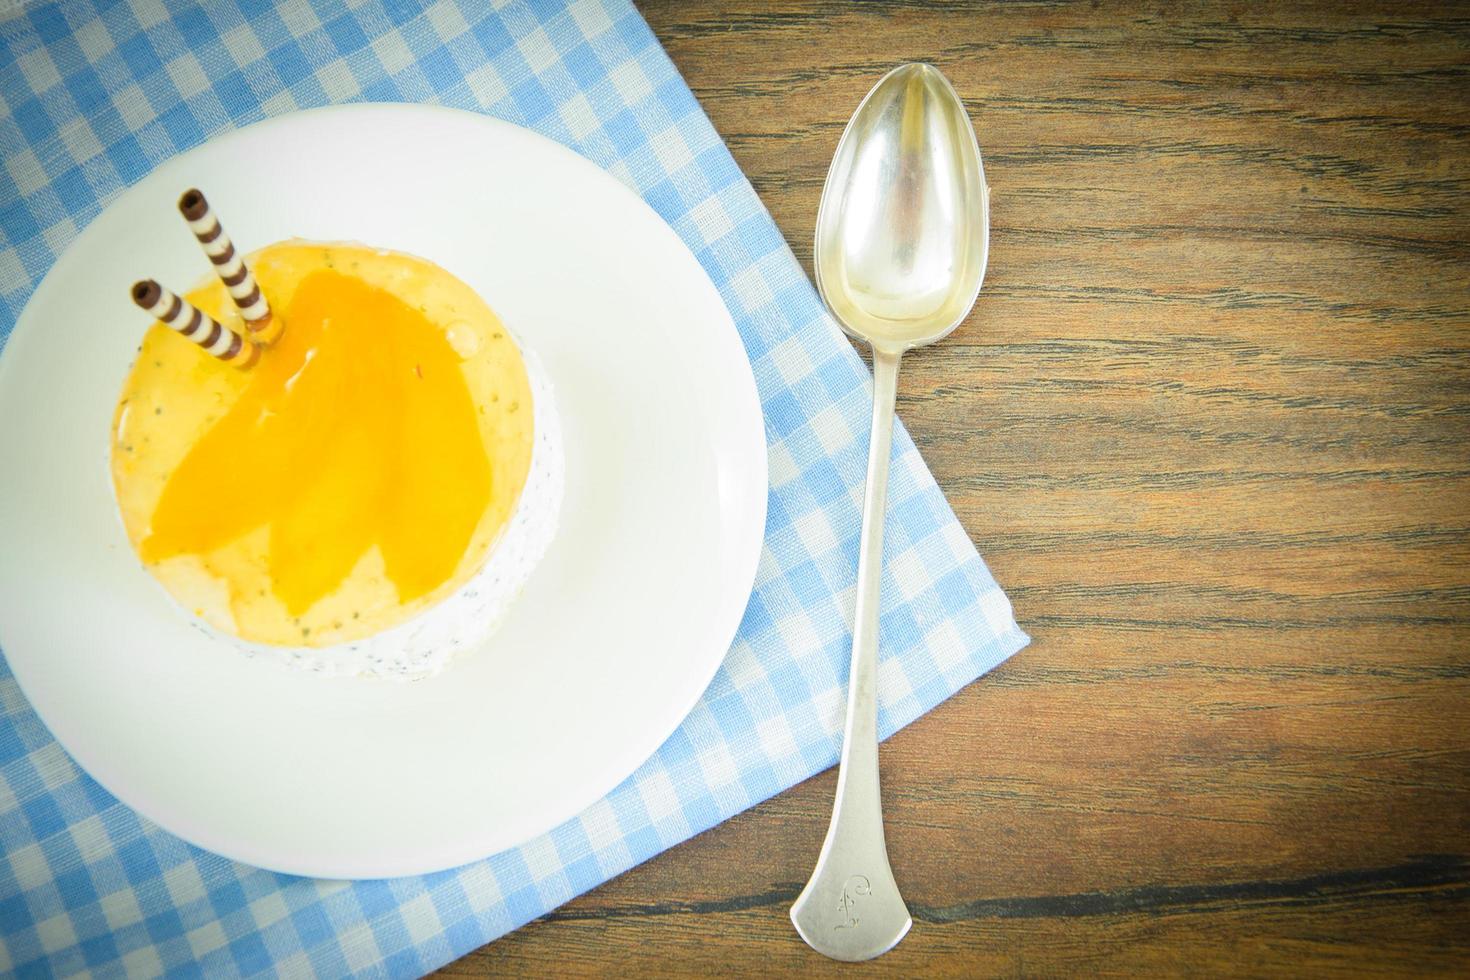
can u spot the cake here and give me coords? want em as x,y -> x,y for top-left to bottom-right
112,219 -> 563,679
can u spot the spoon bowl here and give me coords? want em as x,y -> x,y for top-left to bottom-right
814,63 -> 990,351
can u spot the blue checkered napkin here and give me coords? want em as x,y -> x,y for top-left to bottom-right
0,0 -> 1028,974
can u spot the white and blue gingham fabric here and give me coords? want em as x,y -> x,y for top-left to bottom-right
0,1 -> 1029,974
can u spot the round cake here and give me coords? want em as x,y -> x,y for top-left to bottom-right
111,240 -> 563,679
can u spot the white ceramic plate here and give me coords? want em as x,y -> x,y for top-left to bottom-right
0,104 -> 767,879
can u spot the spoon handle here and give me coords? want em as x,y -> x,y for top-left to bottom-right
790,346 -> 912,961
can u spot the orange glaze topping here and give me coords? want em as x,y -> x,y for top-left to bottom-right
112,242 -> 535,647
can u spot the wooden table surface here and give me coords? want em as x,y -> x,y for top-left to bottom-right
441,1 -> 1470,974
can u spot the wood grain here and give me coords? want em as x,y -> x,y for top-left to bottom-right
439,1 -> 1470,974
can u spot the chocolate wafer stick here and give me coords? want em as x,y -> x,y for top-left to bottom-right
177,189 -> 283,345
131,280 -> 260,369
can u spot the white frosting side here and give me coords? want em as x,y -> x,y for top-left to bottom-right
192,346 -> 564,680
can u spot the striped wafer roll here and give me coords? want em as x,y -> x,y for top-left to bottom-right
131,280 -> 260,369
177,189 -> 283,345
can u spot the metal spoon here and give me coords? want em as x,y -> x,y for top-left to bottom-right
790,62 -> 990,962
